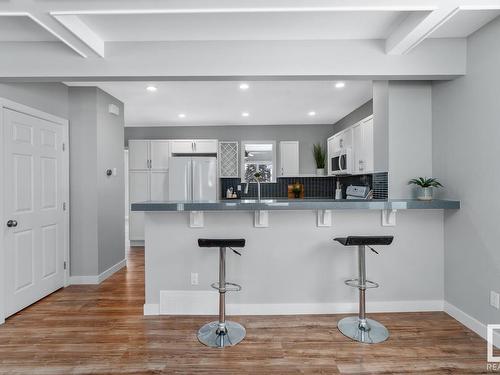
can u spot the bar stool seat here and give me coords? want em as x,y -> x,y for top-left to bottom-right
197,238 -> 246,348
334,235 -> 394,344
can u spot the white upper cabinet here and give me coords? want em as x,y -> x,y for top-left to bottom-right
150,140 -> 170,170
327,115 -> 373,175
194,139 -> 218,154
170,140 -> 194,154
171,139 -> 218,154
352,116 -> 374,174
279,141 -> 299,176
129,140 -> 149,170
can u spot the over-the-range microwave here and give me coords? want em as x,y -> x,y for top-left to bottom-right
330,148 -> 354,175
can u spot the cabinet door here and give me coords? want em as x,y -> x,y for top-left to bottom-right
353,123 -> 364,174
171,140 -> 194,154
150,171 -> 169,201
129,171 -> 149,241
150,140 -> 170,170
340,128 -> 353,149
279,141 -> 299,176
361,117 -> 374,173
194,140 -> 218,154
129,140 -> 149,170
327,137 -> 338,175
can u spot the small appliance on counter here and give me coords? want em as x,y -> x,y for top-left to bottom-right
346,185 -> 372,200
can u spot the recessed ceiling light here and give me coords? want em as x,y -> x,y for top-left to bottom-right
146,85 -> 157,92
335,82 -> 345,89
241,112 -> 250,117
178,113 -> 186,118
239,83 -> 249,90
308,111 -> 316,116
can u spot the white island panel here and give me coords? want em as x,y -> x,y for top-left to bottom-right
144,209 -> 444,315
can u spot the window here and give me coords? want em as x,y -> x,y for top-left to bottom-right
241,141 -> 276,183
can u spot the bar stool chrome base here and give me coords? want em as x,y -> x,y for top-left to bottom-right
197,321 -> 246,348
338,316 -> 389,344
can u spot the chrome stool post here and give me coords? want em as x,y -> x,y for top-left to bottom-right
334,236 -> 394,344
197,238 -> 246,348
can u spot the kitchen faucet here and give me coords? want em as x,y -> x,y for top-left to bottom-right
243,174 -> 261,201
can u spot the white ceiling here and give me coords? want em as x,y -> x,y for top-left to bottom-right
0,16 -> 57,42
429,9 -> 500,38
64,81 -> 373,127
78,11 -> 411,41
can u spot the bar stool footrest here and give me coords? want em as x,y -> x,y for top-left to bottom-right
210,282 -> 242,292
344,278 -> 379,289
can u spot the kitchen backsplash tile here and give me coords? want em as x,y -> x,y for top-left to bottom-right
221,172 -> 388,200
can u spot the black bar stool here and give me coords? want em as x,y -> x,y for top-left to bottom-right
334,236 -> 394,344
197,238 -> 246,348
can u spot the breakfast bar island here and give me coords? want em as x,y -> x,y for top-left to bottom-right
132,199 -> 459,316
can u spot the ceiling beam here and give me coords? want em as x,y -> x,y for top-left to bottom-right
385,6 -> 460,55
51,14 -> 105,57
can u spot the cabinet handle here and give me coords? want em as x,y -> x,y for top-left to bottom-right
150,159 -> 152,169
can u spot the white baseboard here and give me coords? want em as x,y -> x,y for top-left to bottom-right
154,290 -> 443,316
130,240 -> 144,247
144,304 -> 160,315
69,259 -> 127,285
98,259 -> 127,283
444,301 -> 500,349
69,275 -> 99,285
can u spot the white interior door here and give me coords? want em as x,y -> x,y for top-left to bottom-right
129,171 -> 149,241
3,108 -> 65,317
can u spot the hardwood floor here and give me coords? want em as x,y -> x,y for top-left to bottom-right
0,247 -> 490,374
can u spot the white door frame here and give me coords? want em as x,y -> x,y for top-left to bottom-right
0,98 -> 70,325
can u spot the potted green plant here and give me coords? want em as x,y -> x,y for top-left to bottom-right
313,143 -> 326,176
408,177 -> 443,201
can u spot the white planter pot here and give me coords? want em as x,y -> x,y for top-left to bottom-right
316,168 -> 325,176
418,187 -> 433,201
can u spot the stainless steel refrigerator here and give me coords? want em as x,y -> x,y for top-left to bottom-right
168,156 -> 217,201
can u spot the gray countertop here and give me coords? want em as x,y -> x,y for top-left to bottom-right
131,198 -> 460,212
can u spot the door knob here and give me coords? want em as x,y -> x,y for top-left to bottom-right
7,220 -> 17,228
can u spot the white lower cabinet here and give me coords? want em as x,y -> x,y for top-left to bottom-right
150,171 -> 169,201
129,171 -> 149,242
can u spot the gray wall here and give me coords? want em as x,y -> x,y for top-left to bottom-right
373,81 -> 389,173
125,124 -> 333,174
388,81 -> 433,198
69,87 -> 125,277
97,90 -> 125,274
332,99 -> 373,133
0,83 -> 68,119
433,16 -> 500,327
68,88 -> 99,276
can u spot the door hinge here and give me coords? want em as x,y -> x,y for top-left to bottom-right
63,202 -> 67,211
63,261 -> 67,270
62,142 -> 66,151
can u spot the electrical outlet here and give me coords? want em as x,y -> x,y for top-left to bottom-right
490,291 -> 500,309
191,272 -> 199,286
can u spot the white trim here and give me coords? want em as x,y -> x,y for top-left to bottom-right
98,259 -> 127,283
50,6 -> 437,17
153,290 -> 443,315
51,14 -> 105,57
144,304 -> 160,315
0,97 -> 69,324
444,301 -> 500,349
69,275 -> 99,285
69,259 -> 127,285
130,240 -> 145,247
